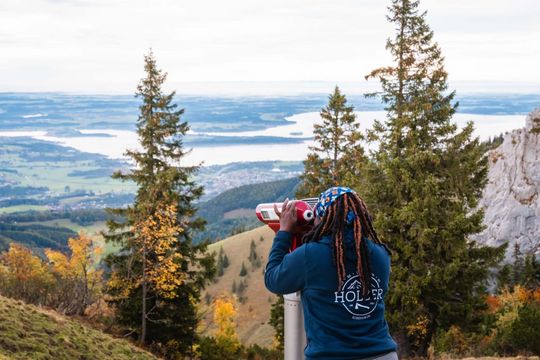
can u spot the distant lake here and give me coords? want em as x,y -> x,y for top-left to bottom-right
0,111 -> 527,166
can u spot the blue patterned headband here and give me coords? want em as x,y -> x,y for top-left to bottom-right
315,186 -> 355,219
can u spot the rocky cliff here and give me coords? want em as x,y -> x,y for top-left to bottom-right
472,109 -> 540,260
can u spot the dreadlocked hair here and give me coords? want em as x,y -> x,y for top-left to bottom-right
302,192 -> 389,294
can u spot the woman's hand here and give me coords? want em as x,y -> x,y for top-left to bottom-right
274,198 -> 297,233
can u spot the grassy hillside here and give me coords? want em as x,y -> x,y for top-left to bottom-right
202,226 -> 277,347
0,295 -> 157,360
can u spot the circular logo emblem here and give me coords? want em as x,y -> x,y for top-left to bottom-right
334,274 -> 382,317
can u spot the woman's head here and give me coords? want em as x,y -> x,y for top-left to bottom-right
304,186 -> 384,292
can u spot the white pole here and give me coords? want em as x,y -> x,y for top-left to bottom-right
283,292 -> 306,360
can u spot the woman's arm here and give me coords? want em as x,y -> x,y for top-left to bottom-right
264,231 -> 306,294
264,200 -> 306,294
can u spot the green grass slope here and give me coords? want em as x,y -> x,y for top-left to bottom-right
0,295 -> 157,360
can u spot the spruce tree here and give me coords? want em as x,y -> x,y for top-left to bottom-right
249,239 -> 257,264
269,295 -> 284,353
297,86 -> 365,197
239,262 -> 247,277
512,243 -> 524,286
364,0 -> 504,355
523,254 -> 540,289
217,247 -> 224,277
104,51 -> 215,355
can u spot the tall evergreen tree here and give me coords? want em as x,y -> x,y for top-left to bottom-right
364,0 -> 504,356
104,51 -> 215,355
297,86 -> 365,198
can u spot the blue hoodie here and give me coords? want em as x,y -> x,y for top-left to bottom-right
265,230 -> 397,360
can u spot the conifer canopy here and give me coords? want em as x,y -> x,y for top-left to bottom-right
363,0 -> 505,356
104,51 -> 215,356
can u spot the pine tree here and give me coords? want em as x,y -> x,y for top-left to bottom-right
364,0 -> 504,355
496,247 -> 539,291
217,247 -> 224,277
239,262 -> 247,277
237,279 -> 246,296
522,254 -> 539,289
512,243 -> 524,286
269,295 -> 284,352
297,86 -> 365,198
249,240 -> 257,263
104,51 -> 215,354
497,263 -> 513,291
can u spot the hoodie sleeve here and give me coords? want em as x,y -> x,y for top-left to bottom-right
264,231 -> 306,294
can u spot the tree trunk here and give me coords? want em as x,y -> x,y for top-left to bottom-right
140,245 -> 147,345
397,1 -> 406,120
81,264 -> 89,316
332,110 -> 339,184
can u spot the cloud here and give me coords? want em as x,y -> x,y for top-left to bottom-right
0,0 -> 538,92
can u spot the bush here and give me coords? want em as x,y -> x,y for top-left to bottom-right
494,301 -> 540,355
432,326 -> 470,357
432,286 -> 540,357
198,336 -> 243,360
197,337 -> 282,360
244,343 -> 282,360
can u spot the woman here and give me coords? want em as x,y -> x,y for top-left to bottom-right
265,186 -> 397,360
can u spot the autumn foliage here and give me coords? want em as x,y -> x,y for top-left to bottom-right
45,232 -> 103,315
0,243 -> 53,305
432,285 -> 540,356
213,295 -> 241,353
0,232 -> 103,315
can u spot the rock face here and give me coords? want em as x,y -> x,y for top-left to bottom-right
472,109 -> 540,260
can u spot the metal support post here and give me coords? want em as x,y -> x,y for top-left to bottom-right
283,292 -> 306,360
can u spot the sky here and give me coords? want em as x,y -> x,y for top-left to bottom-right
1,0 -> 539,94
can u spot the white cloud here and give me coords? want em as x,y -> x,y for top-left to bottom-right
0,0 -> 538,92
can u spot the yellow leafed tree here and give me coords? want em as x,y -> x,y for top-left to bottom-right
45,231 -> 103,315
135,203 -> 184,300
0,243 -> 53,304
105,202 -> 185,343
213,295 -> 241,353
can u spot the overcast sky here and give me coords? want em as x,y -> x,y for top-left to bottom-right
1,0 -> 539,94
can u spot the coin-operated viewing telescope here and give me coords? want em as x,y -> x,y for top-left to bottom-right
256,197 -> 318,360
255,198 -> 318,250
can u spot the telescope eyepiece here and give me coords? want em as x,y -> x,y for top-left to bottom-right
303,210 -> 314,222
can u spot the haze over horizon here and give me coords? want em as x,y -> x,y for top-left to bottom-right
1,0 -> 539,93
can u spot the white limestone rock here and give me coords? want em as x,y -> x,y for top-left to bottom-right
471,109 -> 540,260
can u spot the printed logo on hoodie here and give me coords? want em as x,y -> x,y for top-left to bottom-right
334,273 -> 383,319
